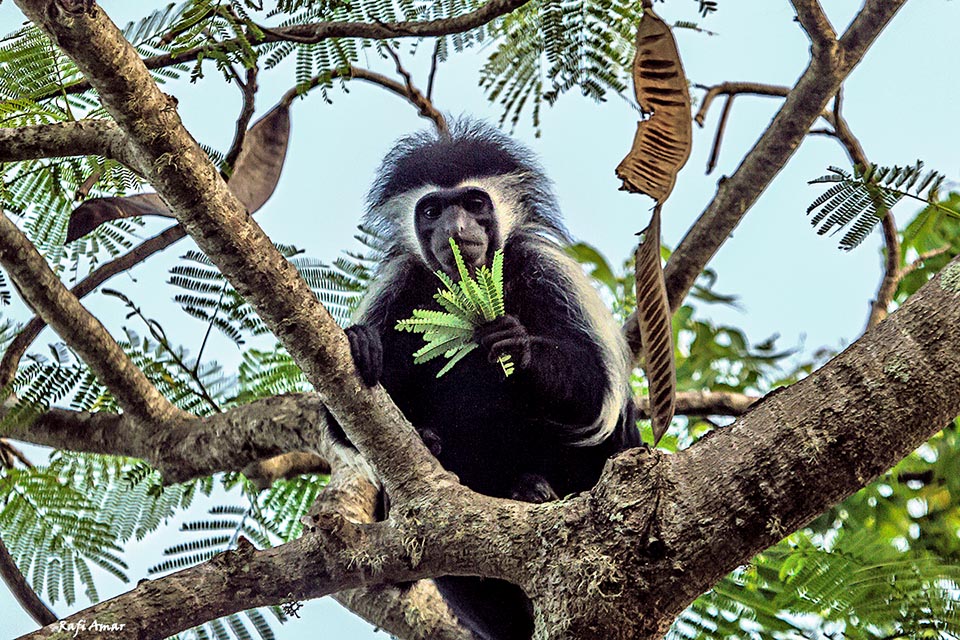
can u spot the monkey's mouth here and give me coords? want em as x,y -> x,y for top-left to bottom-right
440,240 -> 487,274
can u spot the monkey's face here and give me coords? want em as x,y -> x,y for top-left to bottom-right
415,186 -> 500,276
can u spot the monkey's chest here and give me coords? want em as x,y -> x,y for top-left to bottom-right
382,332 -> 537,497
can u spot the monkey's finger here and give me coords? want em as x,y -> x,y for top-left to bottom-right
487,337 -> 531,365
474,314 -> 521,340
476,326 -> 525,348
346,326 -> 382,386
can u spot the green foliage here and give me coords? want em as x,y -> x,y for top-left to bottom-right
262,0 -> 489,101
396,238 -> 513,377
807,162 -> 952,251
169,241 -> 355,345
0,467 -> 125,605
480,0 -> 639,130
896,192 -> 960,305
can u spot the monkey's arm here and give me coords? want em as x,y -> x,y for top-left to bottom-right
475,314 -> 609,428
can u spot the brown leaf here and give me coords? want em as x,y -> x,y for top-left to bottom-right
615,7 -> 692,203
635,207 -> 676,444
226,102 -> 291,214
66,193 -> 172,243
66,102 -> 291,243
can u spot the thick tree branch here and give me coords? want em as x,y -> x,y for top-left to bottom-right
1,393 -> 335,484
652,251 -> 960,619
14,0 -> 446,505
623,0 -> 907,351
0,119 -> 138,166
0,211 -> 182,424
2,390 -> 755,481
13,516 -> 451,640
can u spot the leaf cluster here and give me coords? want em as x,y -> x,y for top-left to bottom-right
395,238 -> 512,377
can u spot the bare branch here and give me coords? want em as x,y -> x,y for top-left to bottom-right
638,391 -> 758,418
622,0 -> 907,353
282,60 -> 448,133
789,0 -> 837,51
898,245 -> 951,279
704,95 -> 733,174
222,65 -> 259,172
244,451 -> 330,490
382,43 -> 449,135
0,212 -> 183,424
693,81 -> 791,127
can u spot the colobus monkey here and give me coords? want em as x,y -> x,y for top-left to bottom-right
339,120 -> 640,640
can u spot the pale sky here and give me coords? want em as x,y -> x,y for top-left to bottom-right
1,1 -> 958,638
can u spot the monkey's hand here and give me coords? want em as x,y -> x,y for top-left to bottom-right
510,473 -> 559,503
345,324 -> 383,387
474,315 -> 532,369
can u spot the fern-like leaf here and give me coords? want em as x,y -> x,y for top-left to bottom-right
807,161 -> 953,250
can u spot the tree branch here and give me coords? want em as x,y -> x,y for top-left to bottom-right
1,393 -> 337,484
623,0 -> 907,351
0,119 -> 138,167
14,0 -> 446,503
789,0 -> 837,52
638,390 -> 757,418
0,211 -> 182,424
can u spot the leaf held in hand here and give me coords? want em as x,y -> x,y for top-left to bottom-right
395,238 -> 513,378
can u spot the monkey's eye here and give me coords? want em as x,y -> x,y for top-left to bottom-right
462,193 -> 489,214
418,203 -> 442,219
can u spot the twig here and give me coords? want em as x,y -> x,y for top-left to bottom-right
705,95 -> 733,174
637,390 -> 758,418
828,90 -> 901,329
222,65 -> 259,173
898,246 -> 951,279
427,39 -> 442,101
382,43 -> 449,135
0,439 -> 32,468
693,81 -> 791,127
282,63 -> 448,134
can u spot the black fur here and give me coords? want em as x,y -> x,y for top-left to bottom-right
335,123 -> 640,640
